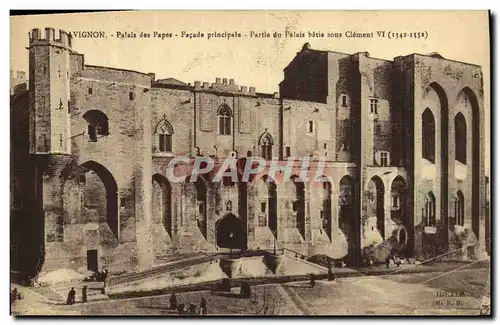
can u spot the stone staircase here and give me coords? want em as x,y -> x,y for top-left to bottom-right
108,253 -> 221,287
106,249 -> 329,296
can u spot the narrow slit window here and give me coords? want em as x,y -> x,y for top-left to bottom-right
370,98 -> 379,114
341,95 -> 347,107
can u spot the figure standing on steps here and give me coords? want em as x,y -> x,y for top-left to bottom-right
66,287 -> 76,305
169,293 -> 177,310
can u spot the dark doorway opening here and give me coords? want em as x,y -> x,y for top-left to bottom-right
87,249 -> 98,271
398,228 -> 407,245
216,213 -> 247,250
339,175 -> 358,267
370,176 -> 385,240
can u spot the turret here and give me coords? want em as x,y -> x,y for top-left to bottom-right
28,28 -> 72,159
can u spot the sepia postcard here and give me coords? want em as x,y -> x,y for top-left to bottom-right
9,10 -> 491,316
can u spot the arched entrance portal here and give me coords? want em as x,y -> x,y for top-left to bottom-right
74,161 -> 118,239
152,174 -> 172,237
62,161 -> 118,272
424,83 -> 449,235
216,213 -> 247,250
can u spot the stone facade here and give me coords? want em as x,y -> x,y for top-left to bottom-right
10,29 -> 489,278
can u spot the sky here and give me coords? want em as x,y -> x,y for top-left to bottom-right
10,11 -> 490,174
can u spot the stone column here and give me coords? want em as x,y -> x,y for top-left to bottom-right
43,175 -> 65,243
134,93 -> 153,271
207,184 -> 218,247
304,187 -> 312,242
331,182 -> 339,231
36,154 -> 73,274
384,182 -> 393,240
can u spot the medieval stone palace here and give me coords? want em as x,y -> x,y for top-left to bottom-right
10,28 -> 489,278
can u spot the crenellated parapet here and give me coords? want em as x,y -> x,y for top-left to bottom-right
10,70 -> 28,95
193,77 -> 256,96
29,27 -> 73,50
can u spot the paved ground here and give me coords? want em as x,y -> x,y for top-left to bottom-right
11,261 -> 490,316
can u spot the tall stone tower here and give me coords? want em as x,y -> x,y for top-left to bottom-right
28,28 -> 73,249
29,28 -> 72,155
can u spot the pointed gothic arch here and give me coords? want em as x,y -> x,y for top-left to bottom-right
78,160 -> 118,238
454,112 -> 467,164
424,82 -> 449,234
424,191 -> 436,227
422,108 -> 436,163
258,129 -> 274,160
154,115 -> 174,153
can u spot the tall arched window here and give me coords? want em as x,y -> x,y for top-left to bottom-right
455,113 -> 467,164
259,129 -> 274,160
218,105 -> 232,135
83,110 -> 109,142
155,117 -> 174,153
422,108 -> 436,163
423,191 -> 436,227
455,191 -> 465,226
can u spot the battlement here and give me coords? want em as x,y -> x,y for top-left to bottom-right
193,77 -> 256,95
10,70 -> 28,95
29,28 -> 72,48
10,70 -> 27,82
